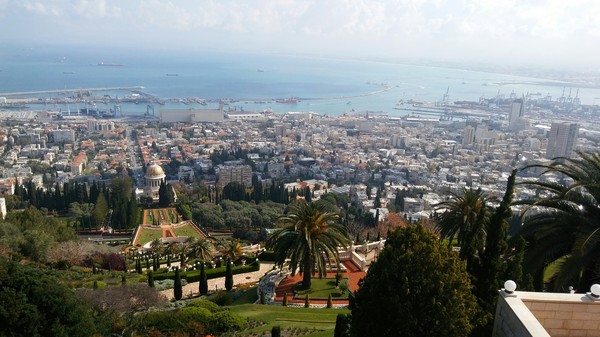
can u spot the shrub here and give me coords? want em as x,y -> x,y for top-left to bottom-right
179,306 -> 212,327
258,250 -> 276,261
187,299 -> 221,313
282,292 -> 288,306
272,325 -> 281,337
209,310 -> 246,333
327,294 -> 333,308
304,294 -> 310,308
208,291 -> 233,306
153,261 -> 260,282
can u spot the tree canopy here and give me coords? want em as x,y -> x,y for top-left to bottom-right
351,224 -> 481,337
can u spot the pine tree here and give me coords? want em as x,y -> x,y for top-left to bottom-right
282,291 -> 288,306
304,294 -> 310,308
327,293 -> 333,308
173,268 -> 183,300
199,263 -> 208,296
271,326 -> 281,337
225,258 -> 233,291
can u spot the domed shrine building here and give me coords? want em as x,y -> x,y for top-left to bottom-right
145,163 -> 166,202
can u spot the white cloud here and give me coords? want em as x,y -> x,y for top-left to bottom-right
1,0 -> 599,66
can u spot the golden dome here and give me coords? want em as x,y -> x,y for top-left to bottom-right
146,163 -> 165,177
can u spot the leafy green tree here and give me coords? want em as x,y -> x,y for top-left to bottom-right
266,201 -> 351,290
174,267 -> 183,300
225,258 -> 233,291
351,225 -> 481,337
434,188 -> 492,275
0,260 -> 97,337
517,152 -> 600,291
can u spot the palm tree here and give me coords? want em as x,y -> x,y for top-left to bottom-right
434,188 -> 493,274
187,237 -> 214,262
218,239 -> 243,261
516,152 -> 600,291
266,201 -> 351,290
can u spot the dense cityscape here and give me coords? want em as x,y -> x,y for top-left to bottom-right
3,1 -> 600,336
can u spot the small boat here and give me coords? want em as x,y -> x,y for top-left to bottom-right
98,62 -> 123,67
257,69 -> 265,72
166,73 -> 179,76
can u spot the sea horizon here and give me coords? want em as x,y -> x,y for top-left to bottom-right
1,45 -> 599,117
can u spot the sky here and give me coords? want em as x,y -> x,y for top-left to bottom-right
1,0 -> 599,68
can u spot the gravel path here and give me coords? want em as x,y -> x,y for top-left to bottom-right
160,261 -> 275,300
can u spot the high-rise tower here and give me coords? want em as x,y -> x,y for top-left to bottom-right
546,122 -> 579,159
509,98 -> 526,131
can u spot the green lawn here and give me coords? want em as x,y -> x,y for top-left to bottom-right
145,211 -> 154,225
136,227 -> 163,246
172,224 -> 203,239
294,278 -> 349,300
229,304 -> 349,337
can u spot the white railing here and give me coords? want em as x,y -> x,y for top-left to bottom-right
351,251 -> 367,271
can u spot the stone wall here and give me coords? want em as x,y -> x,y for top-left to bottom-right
493,292 -> 549,337
523,298 -> 600,336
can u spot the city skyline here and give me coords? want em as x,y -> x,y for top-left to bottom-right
0,0 -> 599,69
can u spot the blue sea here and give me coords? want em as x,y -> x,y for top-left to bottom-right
1,46 -> 598,116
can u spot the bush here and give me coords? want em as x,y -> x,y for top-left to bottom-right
179,306 -> 212,328
208,291 -> 233,306
272,325 -> 281,337
210,310 -> 246,333
258,250 -> 276,261
187,299 -> 221,313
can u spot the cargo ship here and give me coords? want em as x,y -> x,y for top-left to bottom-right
276,97 -> 299,104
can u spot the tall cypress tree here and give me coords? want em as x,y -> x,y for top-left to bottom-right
476,169 -> 517,314
147,271 -> 155,288
173,267 -> 183,300
199,263 -> 208,296
224,258 -> 233,291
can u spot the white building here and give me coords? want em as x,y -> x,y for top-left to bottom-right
144,163 -> 166,202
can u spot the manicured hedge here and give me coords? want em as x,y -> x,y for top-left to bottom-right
153,261 -> 260,282
258,250 -> 276,262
